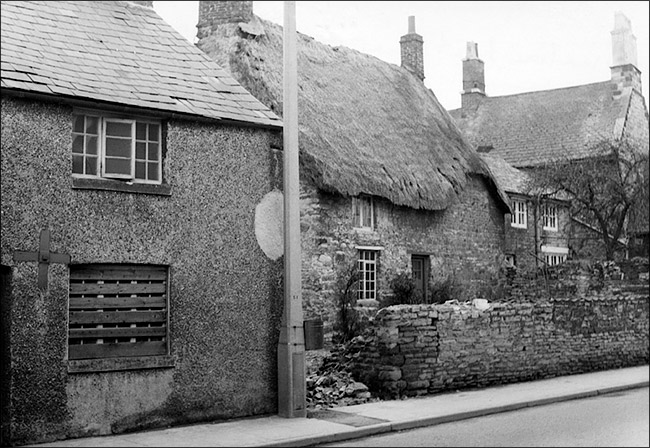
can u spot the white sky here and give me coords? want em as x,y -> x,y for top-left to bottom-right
154,1 -> 650,111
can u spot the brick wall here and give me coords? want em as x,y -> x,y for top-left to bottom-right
348,292 -> 649,398
197,1 -> 253,39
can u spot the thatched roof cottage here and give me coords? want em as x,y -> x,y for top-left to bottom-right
196,1 -> 511,325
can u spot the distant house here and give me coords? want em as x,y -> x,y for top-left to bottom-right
195,1 -> 511,324
1,1 -> 285,445
480,154 -> 571,270
450,12 -> 649,262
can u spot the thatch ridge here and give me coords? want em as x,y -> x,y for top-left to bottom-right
199,16 -> 507,211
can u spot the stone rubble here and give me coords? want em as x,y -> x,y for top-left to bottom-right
305,345 -> 380,410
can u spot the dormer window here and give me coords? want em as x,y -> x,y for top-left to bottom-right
72,113 -> 162,184
353,195 -> 374,229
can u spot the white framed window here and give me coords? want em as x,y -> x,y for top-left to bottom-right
510,200 -> 527,228
72,113 -> 162,184
353,195 -> 374,229
542,203 -> 558,231
358,250 -> 377,300
544,254 -> 566,266
541,245 -> 568,267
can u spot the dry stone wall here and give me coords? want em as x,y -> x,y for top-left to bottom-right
349,292 -> 649,398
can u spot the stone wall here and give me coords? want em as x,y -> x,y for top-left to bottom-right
504,197 -> 571,271
299,175 -> 506,336
348,292 -> 649,399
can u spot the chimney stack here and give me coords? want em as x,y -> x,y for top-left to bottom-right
610,11 -> 642,98
461,42 -> 485,110
400,16 -> 425,81
197,1 -> 253,39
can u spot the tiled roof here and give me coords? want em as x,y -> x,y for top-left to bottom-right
479,154 -> 530,195
0,1 -> 281,128
449,82 -> 630,168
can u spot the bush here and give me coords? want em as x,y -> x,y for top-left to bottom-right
332,263 -> 362,344
381,272 -> 422,307
429,274 -> 464,304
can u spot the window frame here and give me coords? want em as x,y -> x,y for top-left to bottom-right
357,250 -> 378,301
67,263 -> 172,372
353,195 -> 375,230
541,245 -> 568,267
72,111 -> 163,186
510,199 -> 527,229
542,202 -> 559,231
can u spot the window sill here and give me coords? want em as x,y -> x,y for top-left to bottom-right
72,177 -> 172,196
353,227 -> 376,233
68,355 -> 175,373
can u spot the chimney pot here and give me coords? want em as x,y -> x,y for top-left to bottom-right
465,42 -> 479,60
610,11 -> 641,97
408,16 -> 416,34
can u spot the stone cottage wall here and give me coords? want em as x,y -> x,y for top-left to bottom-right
299,175 -> 505,335
505,197 -> 571,271
348,292 -> 649,398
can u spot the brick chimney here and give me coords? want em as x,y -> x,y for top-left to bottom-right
610,11 -> 642,98
400,16 -> 425,81
461,42 -> 485,110
197,1 -> 253,39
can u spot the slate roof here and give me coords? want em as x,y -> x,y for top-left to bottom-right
0,0 -> 281,128
479,154 -> 530,195
198,16 -> 510,212
449,82 -> 630,168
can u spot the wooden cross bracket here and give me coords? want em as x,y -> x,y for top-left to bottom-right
13,229 -> 71,290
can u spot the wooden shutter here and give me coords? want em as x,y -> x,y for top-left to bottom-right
69,264 -> 168,360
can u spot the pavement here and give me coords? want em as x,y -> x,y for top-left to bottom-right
26,364 -> 649,447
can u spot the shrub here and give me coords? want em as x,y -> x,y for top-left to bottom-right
429,274 -> 464,304
381,272 -> 422,307
332,263 -> 361,344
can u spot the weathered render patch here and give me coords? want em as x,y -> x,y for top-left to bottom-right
66,370 -> 174,437
255,189 -> 284,260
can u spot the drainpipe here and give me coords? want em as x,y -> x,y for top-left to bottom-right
533,196 -> 540,270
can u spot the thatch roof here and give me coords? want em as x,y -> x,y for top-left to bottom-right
198,16 -> 509,211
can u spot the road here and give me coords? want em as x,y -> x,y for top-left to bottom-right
316,387 -> 649,447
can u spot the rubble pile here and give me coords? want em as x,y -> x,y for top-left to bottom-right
305,345 -> 380,410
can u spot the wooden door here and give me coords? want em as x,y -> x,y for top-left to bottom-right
411,255 -> 428,301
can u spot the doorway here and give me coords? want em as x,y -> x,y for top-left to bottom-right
411,255 -> 429,302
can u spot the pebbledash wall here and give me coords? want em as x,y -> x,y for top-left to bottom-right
348,279 -> 649,398
1,96 -> 284,445
299,175 -> 506,330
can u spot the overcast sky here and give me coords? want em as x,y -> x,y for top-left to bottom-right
154,1 -> 650,111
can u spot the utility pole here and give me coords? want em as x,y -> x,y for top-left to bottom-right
277,0 -> 306,418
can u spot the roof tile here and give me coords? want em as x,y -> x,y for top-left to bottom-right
1,0 -> 281,128
450,82 -> 628,167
